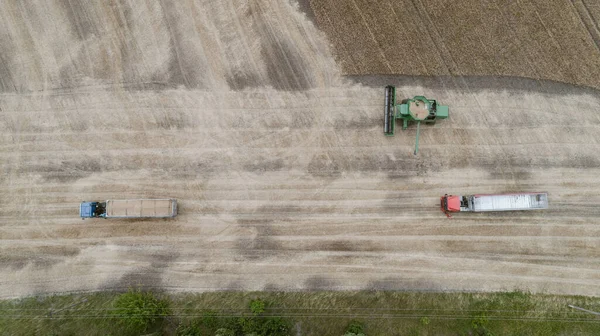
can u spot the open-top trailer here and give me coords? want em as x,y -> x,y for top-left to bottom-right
80,199 -> 177,219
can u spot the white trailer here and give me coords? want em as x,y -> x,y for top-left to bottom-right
441,192 -> 548,216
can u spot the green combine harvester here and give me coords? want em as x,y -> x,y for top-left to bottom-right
384,85 -> 449,155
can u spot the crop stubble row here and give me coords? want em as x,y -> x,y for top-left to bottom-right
309,0 -> 600,89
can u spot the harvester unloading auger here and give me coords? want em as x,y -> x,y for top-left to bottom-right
384,86 -> 449,154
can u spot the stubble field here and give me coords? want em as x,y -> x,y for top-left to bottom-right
309,0 -> 600,90
0,0 -> 600,299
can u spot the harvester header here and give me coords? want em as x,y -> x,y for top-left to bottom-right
384,86 -> 448,154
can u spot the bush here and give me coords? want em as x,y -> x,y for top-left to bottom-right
201,310 -> 219,329
238,316 -> 290,336
346,320 -> 365,334
256,317 -> 290,336
249,299 -> 266,315
215,316 -> 243,335
471,314 -> 488,329
176,321 -> 202,336
239,316 -> 260,334
215,328 -> 235,336
173,297 -> 290,336
471,314 -> 494,336
112,289 -> 171,333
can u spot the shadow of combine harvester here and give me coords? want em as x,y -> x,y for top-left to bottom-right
384,85 -> 449,155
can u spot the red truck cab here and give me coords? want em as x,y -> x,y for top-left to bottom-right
440,194 -> 461,217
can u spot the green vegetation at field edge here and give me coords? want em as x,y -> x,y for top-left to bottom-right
1,290 -> 599,335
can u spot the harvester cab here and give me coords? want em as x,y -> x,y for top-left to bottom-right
384,86 -> 448,154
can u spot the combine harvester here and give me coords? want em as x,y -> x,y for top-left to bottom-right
384,85 -> 449,154
80,199 -> 177,219
441,193 -> 548,218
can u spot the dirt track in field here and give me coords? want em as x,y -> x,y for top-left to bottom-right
1,0 -> 600,298
309,0 -> 600,90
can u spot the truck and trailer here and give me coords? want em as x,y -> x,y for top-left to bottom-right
79,194 -> 547,219
80,199 -> 177,219
441,192 -> 548,217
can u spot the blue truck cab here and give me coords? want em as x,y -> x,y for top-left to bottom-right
80,201 -> 106,219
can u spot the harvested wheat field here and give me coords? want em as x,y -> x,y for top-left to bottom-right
1,0 -> 600,299
309,0 -> 600,90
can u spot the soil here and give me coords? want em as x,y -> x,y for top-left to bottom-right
1,0 -> 600,298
